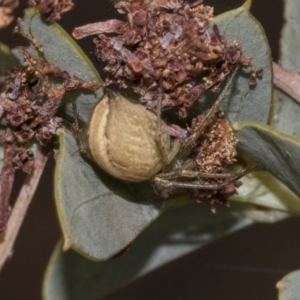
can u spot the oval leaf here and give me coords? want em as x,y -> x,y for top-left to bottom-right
196,0 -> 272,124
43,202 -> 262,300
55,129 -> 163,260
234,121 -> 300,199
232,170 -> 300,217
277,269 -> 300,300
272,0 -> 300,138
0,42 -> 18,71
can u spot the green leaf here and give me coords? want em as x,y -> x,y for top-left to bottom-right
43,202 -> 264,300
272,0 -> 300,137
19,8 -> 103,122
198,0 -> 272,124
55,129 -> 165,260
277,270 -> 300,300
233,121 -> 300,200
0,42 -> 18,71
231,171 -> 300,217
0,42 -> 18,89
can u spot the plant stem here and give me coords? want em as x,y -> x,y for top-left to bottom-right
0,150 -> 48,271
273,62 -> 300,103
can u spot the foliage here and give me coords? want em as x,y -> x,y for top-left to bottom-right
1,0 -> 300,299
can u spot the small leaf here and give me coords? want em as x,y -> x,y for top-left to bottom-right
19,8 -> 103,122
0,42 -> 18,71
55,129 -> 165,260
277,270 -> 300,300
272,0 -> 300,138
233,121 -> 300,199
232,171 -> 300,217
43,202 -> 261,300
197,0 -> 272,124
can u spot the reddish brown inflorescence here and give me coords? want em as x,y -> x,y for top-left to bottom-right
188,110 -> 240,211
73,0 -> 253,118
0,47 -> 100,173
0,0 -> 19,29
28,0 -> 74,22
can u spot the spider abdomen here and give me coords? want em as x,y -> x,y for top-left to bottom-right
87,92 -> 170,182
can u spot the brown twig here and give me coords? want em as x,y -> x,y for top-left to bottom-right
273,62 -> 300,103
0,150 -> 48,271
0,144 -> 15,231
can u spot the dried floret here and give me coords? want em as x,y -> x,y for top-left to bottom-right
0,0 -> 19,29
73,0 -> 252,117
188,110 -> 240,211
0,47 -> 100,170
28,0 -> 74,22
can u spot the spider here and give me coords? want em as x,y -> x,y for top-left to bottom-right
74,69 -> 255,199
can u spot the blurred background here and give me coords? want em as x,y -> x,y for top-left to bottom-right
1,0 -> 299,299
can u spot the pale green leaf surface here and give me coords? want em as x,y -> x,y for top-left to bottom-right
234,121 -> 300,200
232,171 -> 300,216
0,43 -> 18,70
55,129 -> 163,260
19,9 -> 103,122
197,0 -> 272,124
273,0 -> 300,137
43,202 -> 257,300
277,269 -> 300,300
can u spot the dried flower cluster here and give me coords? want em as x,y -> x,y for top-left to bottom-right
0,47 -> 99,172
73,0 -> 253,117
28,0 -> 74,22
0,0 -> 19,29
191,111 -> 237,173
0,45 -> 99,229
188,110 -> 240,211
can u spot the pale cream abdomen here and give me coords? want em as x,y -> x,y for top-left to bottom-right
87,92 -> 170,182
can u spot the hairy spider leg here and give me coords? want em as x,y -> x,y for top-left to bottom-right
154,80 -> 182,166
71,100 -> 92,159
153,165 -> 258,190
157,165 -> 260,180
181,67 -> 238,157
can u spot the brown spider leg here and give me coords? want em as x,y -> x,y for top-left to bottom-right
155,80 -> 182,165
155,80 -> 169,162
71,101 -> 92,159
14,18 -> 44,53
181,67 -> 238,157
157,165 -> 260,180
153,166 -> 256,190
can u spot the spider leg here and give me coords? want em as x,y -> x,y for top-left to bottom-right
154,80 -> 182,165
153,165 -> 259,190
71,101 -> 92,159
159,168 -> 254,179
181,67 -> 238,157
